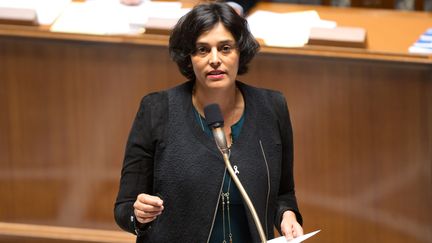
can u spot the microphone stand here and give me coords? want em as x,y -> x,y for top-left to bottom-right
205,103 -> 266,242
219,148 -> 267,243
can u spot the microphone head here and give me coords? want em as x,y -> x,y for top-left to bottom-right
204,103 -> 224,128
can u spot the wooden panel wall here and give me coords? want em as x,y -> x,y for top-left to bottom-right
0,36 -> 183,230
0,35 -> 431,242
243,53 -> 432,242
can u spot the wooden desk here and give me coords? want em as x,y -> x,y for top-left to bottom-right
0,3 -> 431,243
254,3 -> 432,63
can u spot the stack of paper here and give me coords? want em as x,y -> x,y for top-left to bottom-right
50,0 -> 190,35
50,0 -> 130,35
247,10 -> 336,48
408,28 -> 432,55
128,1 -> 189,33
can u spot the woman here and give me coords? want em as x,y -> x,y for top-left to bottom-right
114,2 -> 303,242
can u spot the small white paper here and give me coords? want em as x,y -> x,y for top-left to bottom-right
127,1 -> 184,26
49,0 -> 189,35
50,1 -> 131,35
268,230 -> 320,243
247,10 -> 336,47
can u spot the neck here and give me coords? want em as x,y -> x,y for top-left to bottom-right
192,85 -> 244,147
192,83 -> 244,147
192,84 -> 240,120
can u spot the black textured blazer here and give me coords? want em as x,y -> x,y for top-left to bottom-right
114,81 -> 302,243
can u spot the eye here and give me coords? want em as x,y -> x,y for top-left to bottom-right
195,46 -> 209,55
220,44 -> 233,54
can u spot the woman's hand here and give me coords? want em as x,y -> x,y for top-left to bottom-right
133,193 -> 164,224
281,210 -> 303,241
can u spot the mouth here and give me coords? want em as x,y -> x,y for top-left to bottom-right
206,70 -> 226,80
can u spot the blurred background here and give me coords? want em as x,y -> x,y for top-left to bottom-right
0,0 -> 431,242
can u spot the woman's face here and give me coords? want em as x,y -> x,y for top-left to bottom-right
191,22 -> 239,90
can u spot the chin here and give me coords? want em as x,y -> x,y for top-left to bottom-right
206,78 -> 235,88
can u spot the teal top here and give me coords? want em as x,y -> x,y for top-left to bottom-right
193,108 -> 252,243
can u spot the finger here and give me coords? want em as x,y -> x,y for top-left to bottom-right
283,225 -> 294,241
134,208 -> 162,218
292,223 -> 304,238
134,194 -> 164,212
285,231 -> 294,241
134,201 -> 164,212
134,202 -> 164,214
136,215 -> 157,224
137,194 -> 164,207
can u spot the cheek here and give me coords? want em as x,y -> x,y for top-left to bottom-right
191,57 -> 205,72
190,59 -> 200,77
230,52 -> 240,67
229,56 -> 240,72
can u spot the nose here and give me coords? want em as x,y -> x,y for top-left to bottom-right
209,47 -> 221,67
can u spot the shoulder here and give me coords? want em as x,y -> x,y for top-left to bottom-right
166,81 -> 193,95
139,91 -> 168,114
140,81 -> 192,109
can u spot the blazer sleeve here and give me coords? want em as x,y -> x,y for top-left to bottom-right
114,92 -> 167,235
272,92 -> 303,233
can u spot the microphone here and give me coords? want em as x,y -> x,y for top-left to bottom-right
203,104 -> 229,155
204,103 -> 267,243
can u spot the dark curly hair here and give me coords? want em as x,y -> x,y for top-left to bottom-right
168,2 -> 260,80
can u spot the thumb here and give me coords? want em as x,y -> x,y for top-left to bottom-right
283,226 -> 294,241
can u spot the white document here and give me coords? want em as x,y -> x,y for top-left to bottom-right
127,1 -> 190,33
247,10 -> 336,47
127,1 -> 184,25
50,0 -> 189,35
268,230 -> 320,243
50,0 -> 133,35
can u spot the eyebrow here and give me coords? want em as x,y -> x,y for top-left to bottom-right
195,40 -> 236,46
